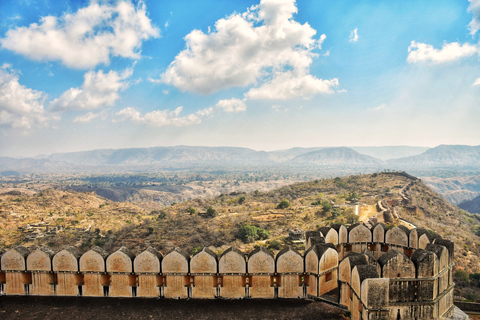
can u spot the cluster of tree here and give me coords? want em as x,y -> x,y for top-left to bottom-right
200,206 -> 216,218
236,223 -> 270,243
277,199 -> 290,209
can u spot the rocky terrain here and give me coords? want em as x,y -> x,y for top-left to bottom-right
2,172 -> 480,300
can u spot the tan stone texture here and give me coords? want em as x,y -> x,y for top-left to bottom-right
305,250 -> 318,274
53,250 -> 78,272
137,274 -> 159,297
191,275 -> 216,298
134,250 -> 161,274
373,224 -> 386,243
4,273 -> 27,295
349,225 -> 371,243
306,274 -> 317,296
219,251 -> 245,274
318,271 -> 337,296
106,251 -> 133,273
82,273 -> 104,297
1,250 -> 26,271
56,273 -> 78,296
248,251 -> 274,274
109,274 -> 132,297
30,272 -> 55,295
278,274 -> 302,298
190,251 -> 216,274
418,234 -> 430,249
162,251 -> 188,274
163,275 -> 188,299
323,229 -> 339,245
220,275 -> 244,298
27,250 -> 52,272
385,227 -> 408,247
80,250 -> 106,273
409,229 -> 418,248
249,275 -> 274,298
276,250 -> 303,273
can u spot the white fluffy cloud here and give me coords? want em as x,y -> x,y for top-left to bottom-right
473,77 -> 480,86
50,68 -> 132,112
115,106 -> 208,127
0,1 -> 159,69
245,72 -> 338,100
0,66 -> 50,128
161,0 -> 336,98
349,28 -> 358,43
215,98 -> 246,113
72,111 -> 107,123
407,41 -> 478,63
468,0 -> 480,36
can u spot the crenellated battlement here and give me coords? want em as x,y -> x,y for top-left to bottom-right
0,223 -> 455,320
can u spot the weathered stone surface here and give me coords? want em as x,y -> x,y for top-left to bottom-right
361,278 -> 389,309
80,246 -> 107,272
137,274 -> 160,298
409,228 -> 418,249
53,247 -> 80,272
162,248 -> 189,299
418,233 -> 430,249
220,275 -> 245,299
190,248 -> 217,274
385,226 -> 408,247
1,246 -> 30,271
372,223 -> 387,243
134,247 -> 162,274
106,247 -> 134,273
276,247 -> 302,273
411,249 -> 438,300
162,248 -> 189,274
276,248 -> 303,298
348,224 -> 371,243
249,275 -> 274,298
190,248 -> 217,298
331,224 -> 348,244
219,247 -> 246,274
248,247 -> 274,274
378,250 -> 415,278
164,274 -> 189,299
319,227 -> 338,245
134,247 -> 162,298
80,247 -> 108,297
56,273 -> 80,296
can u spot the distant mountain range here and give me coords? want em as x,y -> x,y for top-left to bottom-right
387,145 -> 480,167
421,175 -> 480,205
459,195 -> 480,214
1,144 -> 480,174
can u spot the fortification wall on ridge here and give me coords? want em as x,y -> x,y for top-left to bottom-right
0,223 -> 455,320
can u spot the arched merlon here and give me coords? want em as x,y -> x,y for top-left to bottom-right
80,246 -> 108,273
134,247 -> 162,274
276,247 -> 303,273
348,224 -> 372,243
53,246 -> 80,272
218,247 -> 246,274
190,248 -> 217,274
106,247 -> 135,273
248,247 -> 274,274
27,246 -> 55,272
162,247 -> 189,274
1,246 -> 30,271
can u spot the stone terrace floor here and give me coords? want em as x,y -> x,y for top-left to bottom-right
0,296 -> 346,320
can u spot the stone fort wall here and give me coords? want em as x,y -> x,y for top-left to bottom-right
0,223 -> 454,320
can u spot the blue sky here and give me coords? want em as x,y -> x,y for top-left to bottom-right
0,0 -> 479,157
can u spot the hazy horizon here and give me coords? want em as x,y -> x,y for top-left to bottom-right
1,0 -> 480,157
